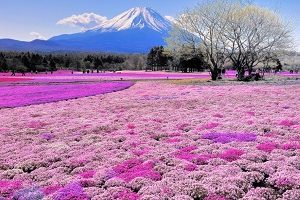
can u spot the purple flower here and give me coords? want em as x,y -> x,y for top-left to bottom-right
40,133 -> 55,140
12,186 -> 44,200
0,81 -> 134,108
53,183 -> 89,200
202,133 -> 257,143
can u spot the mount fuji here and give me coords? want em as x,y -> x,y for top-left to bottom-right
0,7 -> 173,53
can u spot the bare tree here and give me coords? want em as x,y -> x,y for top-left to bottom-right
167,0 -> 293,81
223,5 -> 292,80
167,0 -> 236,80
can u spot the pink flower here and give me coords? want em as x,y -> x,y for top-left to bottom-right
281,142 -> 300,150
279,120 -> 298,127
213,114 -> 224,118
200,123 -> 219,130
165,138 -> 181,143
28,121 -> 48,129
177,123 -> 190,131
246,111 -> 255,116
184,164 -> 197,171
127,124 -> 136,129
43,185 -> 61,195
115,189 -> 139,200
205,194 -> 229,200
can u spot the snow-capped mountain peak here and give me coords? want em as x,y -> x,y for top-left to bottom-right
94,7 -> 172,33
0,7 -> 173,53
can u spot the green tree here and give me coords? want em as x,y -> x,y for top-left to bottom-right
49,59 -> 57,73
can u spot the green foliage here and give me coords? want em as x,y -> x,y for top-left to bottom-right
147,46 -> 209,73
147,46 -> 171,71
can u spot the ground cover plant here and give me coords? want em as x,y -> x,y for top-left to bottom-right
0,81 -> 133,108
0,79 -> 299,199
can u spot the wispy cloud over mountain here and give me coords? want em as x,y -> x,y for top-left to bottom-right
30,32 -> 45,40
57,13 -> 108,30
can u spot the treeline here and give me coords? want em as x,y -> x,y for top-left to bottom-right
0,52 -> 146,74
147,46 -> 210,73
146,46 -> 286,81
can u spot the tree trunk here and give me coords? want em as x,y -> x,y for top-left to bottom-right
237,67 -> 245,81
210,68 -> 219,81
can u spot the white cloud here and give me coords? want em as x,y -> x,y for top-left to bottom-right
165,15 -> 177,24
30,32 -> 45,40
57,13 -> 108,30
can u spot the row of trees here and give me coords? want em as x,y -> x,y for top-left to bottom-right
0,52 -> 147,74
167,0 -> 293,80
147,46 -> 210,73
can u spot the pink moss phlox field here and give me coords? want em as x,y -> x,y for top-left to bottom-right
1,81 -> 300,199
0,81 -> 133,108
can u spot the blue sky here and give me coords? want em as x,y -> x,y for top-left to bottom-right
0,0 -> 299,50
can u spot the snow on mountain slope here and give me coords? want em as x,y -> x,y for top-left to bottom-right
94,7 -> 172,33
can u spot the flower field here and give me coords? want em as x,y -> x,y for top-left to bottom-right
0,77 -> 300,199
1,70 -> 238,81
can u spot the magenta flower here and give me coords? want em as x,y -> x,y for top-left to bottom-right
113,159 -> 161,182
0,180 -> 22,198
79,170 -> 96,179
127,123 -> 136,129
219,149 -> 244,162
257,142 -> 278,153
43,185 -> 61,196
